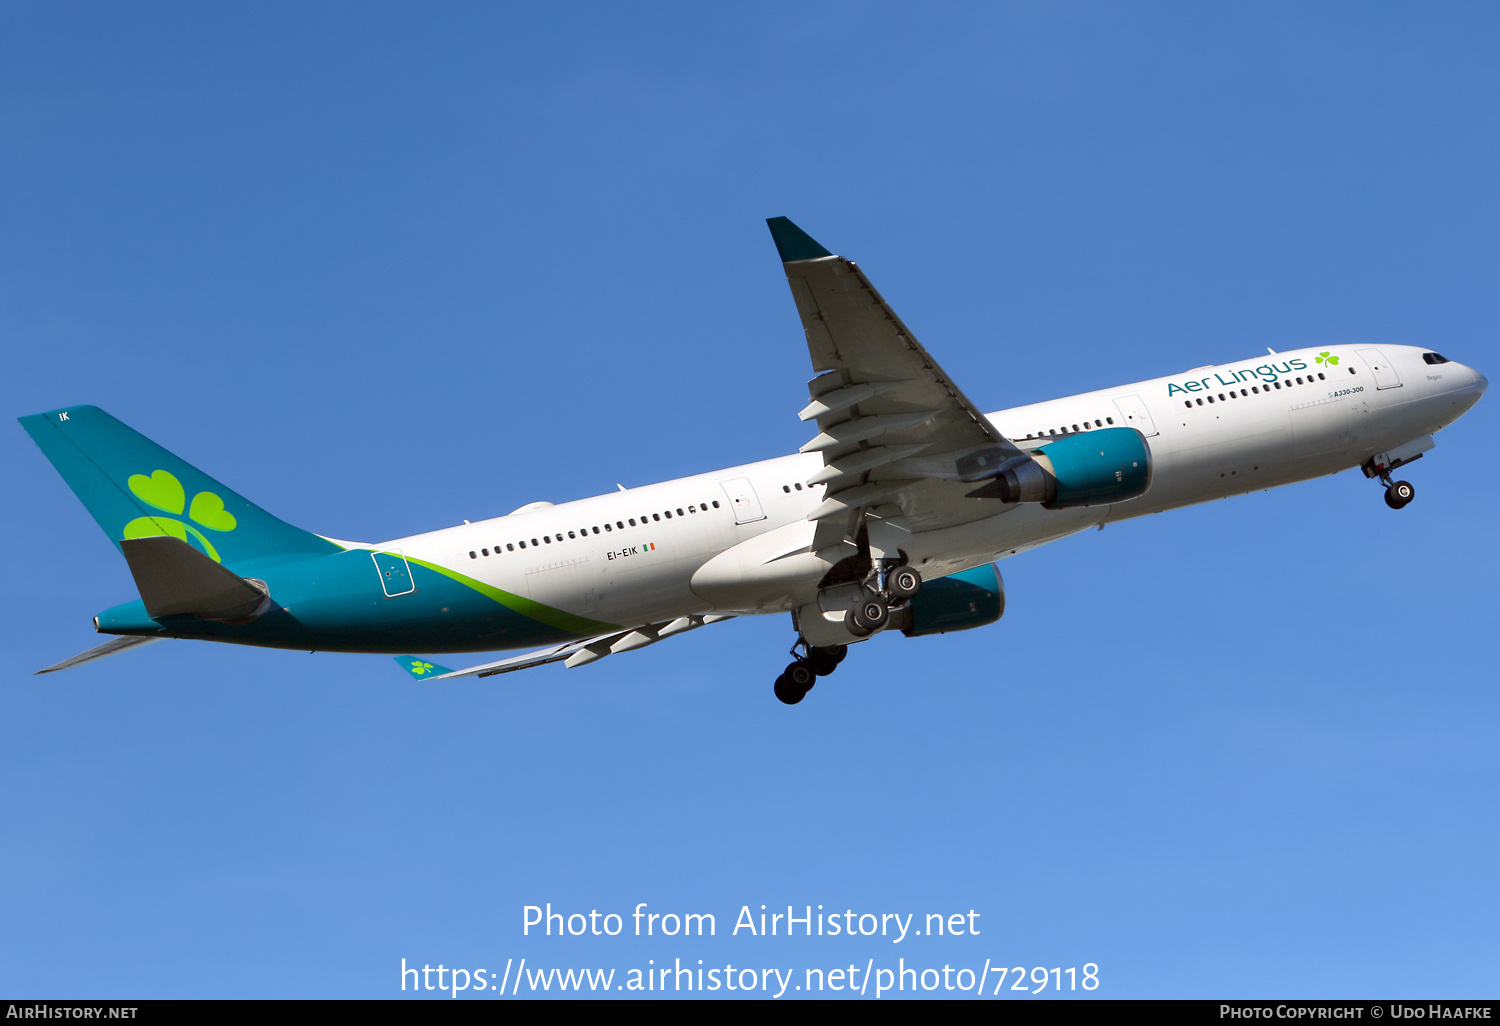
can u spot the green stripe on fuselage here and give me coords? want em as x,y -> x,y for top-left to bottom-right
403,555 -> 619,637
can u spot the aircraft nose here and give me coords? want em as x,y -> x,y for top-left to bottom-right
1448,362 -> 1487,412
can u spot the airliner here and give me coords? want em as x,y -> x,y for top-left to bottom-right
22,218 -> 1487,703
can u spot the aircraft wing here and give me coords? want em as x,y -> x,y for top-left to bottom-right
768,218 -> 1030,546
397,613 -> 735,681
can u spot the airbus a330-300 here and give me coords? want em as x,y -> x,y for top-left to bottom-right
22,218 -> 1487,703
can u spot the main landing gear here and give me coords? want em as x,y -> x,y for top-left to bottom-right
844,565 -> 923,638
774,642 -> 848,705
772,565 -> 924,705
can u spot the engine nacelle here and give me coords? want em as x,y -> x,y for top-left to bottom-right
980,427 -> 1151,508
890,562 -> 1005,637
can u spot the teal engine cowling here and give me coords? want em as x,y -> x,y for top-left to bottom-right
974,427 -> 1152,508
891,563 -> 1005,637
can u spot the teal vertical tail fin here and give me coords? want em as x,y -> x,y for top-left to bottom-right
20,405 -> 341,573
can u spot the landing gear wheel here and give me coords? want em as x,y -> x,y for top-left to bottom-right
1385,480 -> 1415,509
805,645 -> 847,677
774,661 -> 815,705
773,673 -> 806,705
887,567 -> 923,603
784,661 -> 815,689
850,594 -> 890,633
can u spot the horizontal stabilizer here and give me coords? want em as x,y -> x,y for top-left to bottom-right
35,634 -> 160,675
121,536 -> 271,620
400,614 -> 736,681
394,656 -> 454,679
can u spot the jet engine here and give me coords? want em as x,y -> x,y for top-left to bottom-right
969,427 -> 1151,508
887,562 -> 1005,637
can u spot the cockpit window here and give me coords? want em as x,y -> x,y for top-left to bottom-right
1423,352 -> 1450,365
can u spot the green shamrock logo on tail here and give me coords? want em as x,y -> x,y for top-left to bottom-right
122,469 -> 236,562
1315,351 -> 1340,367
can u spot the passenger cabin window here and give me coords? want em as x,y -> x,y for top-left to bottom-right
507,543 -> 514,551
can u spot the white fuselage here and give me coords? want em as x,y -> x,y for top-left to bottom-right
384,344 -> 1485,633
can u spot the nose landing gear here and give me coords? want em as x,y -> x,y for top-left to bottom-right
1362,450 -> 1423,510
1366,461 -> 1415,509
1384,479 -> 1415,509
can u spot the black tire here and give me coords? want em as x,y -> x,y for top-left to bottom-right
887,567 -> 923,602
851,594 -> 889,632
806,645 -> 847,677
844,606 -> 874,638
1385,480 -> 1415,509
773,673 -> 806,705
784,661 -> 815,689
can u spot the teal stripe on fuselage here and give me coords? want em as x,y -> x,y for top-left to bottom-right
94,549 -> 582,654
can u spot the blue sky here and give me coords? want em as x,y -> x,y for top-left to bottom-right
3,1 -> 1497,999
